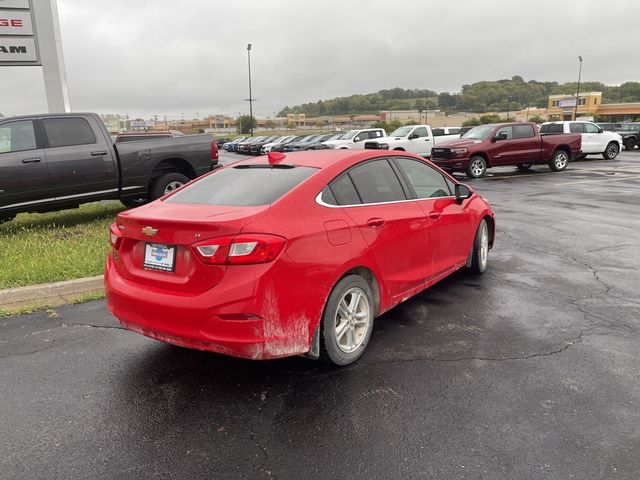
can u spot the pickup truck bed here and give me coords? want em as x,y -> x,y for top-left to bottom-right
0,113 -> 218,222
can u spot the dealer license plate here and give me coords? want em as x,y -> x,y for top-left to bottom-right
143,243 -> 176,272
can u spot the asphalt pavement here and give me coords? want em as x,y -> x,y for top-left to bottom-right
2,150 -> 640,479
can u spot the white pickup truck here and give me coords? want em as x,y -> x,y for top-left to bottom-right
321,128 -> 387,149
540,121 -> 623,160
363,125 -> 461,157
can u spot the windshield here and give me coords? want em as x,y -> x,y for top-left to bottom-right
340,130 -> 358,140
389,126 -> 414,137
462,125 -> 495,140
620,124 -> 640,131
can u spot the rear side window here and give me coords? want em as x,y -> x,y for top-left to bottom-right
42,118 -> 96,148
514,125 -> 535,139
330,174 -> 361,205
348,159 -> 406,204
0,120 -> 36,153
432,128 -> 444,136
540,124 -> 563,134
165,165 -> 317,206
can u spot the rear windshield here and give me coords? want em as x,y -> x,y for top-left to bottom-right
164,165 -> 318,206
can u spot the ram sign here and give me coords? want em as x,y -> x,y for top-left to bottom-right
0,0 -> 40,65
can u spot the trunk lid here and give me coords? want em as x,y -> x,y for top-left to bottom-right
113,202 -> 270,292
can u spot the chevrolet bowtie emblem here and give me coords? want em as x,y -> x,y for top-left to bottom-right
141,226 -> 158,237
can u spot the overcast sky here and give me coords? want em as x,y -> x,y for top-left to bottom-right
1,0 -> 638,119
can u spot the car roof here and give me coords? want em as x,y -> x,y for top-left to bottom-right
229,149 -> 423,170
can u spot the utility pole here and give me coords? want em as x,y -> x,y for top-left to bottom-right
574,56 -> 583,121
246,44 -> 255,136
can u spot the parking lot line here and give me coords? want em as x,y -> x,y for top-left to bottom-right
554,174 -> 640,186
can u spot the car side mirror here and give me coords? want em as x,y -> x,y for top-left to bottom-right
493,131 -> 508,142
354,137 -> 361,142
455,184 -> 472,204
409,133 -> 419,140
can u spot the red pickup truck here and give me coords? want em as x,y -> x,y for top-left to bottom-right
430,122 -> 581,178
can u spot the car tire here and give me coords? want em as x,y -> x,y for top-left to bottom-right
516,163 -> 532,171
625,138 -> 636,150
120,197 -> 149,208
320,275 -> 374,366
602,142 -> 620,160
467,219 -> 489,274
151,172 -> 190,200
548,150 -> 569,172
466,156 -> 487,178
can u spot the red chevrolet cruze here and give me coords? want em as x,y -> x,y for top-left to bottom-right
105,150 -> 495,366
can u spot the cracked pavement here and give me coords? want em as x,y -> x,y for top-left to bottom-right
1,151 -> 640,479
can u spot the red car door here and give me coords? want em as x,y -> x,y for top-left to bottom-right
514,124 -> 540,163
392,157 -> 473,277
332,159 -> 430,297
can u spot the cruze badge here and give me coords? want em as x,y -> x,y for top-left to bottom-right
141,226 -> 158,237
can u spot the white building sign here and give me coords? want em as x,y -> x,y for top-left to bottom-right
0,10 -> 34,35
0,0 -> 40,65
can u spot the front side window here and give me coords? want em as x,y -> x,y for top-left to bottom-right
496,126 -> 513,139
42,117 -> 96,148
413,127 -> 428,138
0,120 -> 36,153
348,159 -> 406,204
395,158 -> 452,199
584,123 -> 600,134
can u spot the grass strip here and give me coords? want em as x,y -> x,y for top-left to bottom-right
0,201 -> 125,289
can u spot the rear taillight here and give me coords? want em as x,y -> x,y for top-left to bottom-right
109,223 -> 123,250
211,141 -> 219,161
192,234 -> 286,265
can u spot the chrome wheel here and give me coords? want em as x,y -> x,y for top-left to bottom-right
164,181 -> 184,195
553,151 -> 568,170
479,221 -> 489,270
334,287 -> 371,354
604,142 -> 619,159
467,156 -> 487,178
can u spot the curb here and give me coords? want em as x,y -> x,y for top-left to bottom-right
0,275 -> 105,311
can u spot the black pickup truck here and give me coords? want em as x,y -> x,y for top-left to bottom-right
0,113 -> 219,222
616,123 -> 640,150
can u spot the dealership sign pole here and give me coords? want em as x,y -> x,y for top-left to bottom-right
0,0 -> 70,112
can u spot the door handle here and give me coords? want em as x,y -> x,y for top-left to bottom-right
428,212 -> 442,220
367,218 -> 385,228
91,151 -> 108,156
21,157 -> 41,163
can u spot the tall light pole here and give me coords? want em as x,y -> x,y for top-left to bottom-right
246,44 -> 254,136
574,55 -> 583,121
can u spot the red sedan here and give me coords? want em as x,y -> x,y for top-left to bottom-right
105,150 -> 495,366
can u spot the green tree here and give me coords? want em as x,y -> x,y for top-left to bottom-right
286,122 -> 295,131
528,115 -> 546,123
237,115 -> 257,134
462,117 -> 480,127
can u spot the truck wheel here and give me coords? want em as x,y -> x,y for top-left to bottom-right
516,164 -> 532,171
466,156 -> 487,178
549,150 -> 569,172
320,275 -> 374,366
602,142 -> 619,160
625,138 -> 636,150
151,173 -> 190,200
120,197 -> 148,208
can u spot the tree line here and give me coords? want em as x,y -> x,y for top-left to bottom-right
277,76 -> 640,117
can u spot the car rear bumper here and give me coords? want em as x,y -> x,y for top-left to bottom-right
105,255 -> 324,360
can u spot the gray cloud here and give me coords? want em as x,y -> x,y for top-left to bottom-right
1,0 -> 638,118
